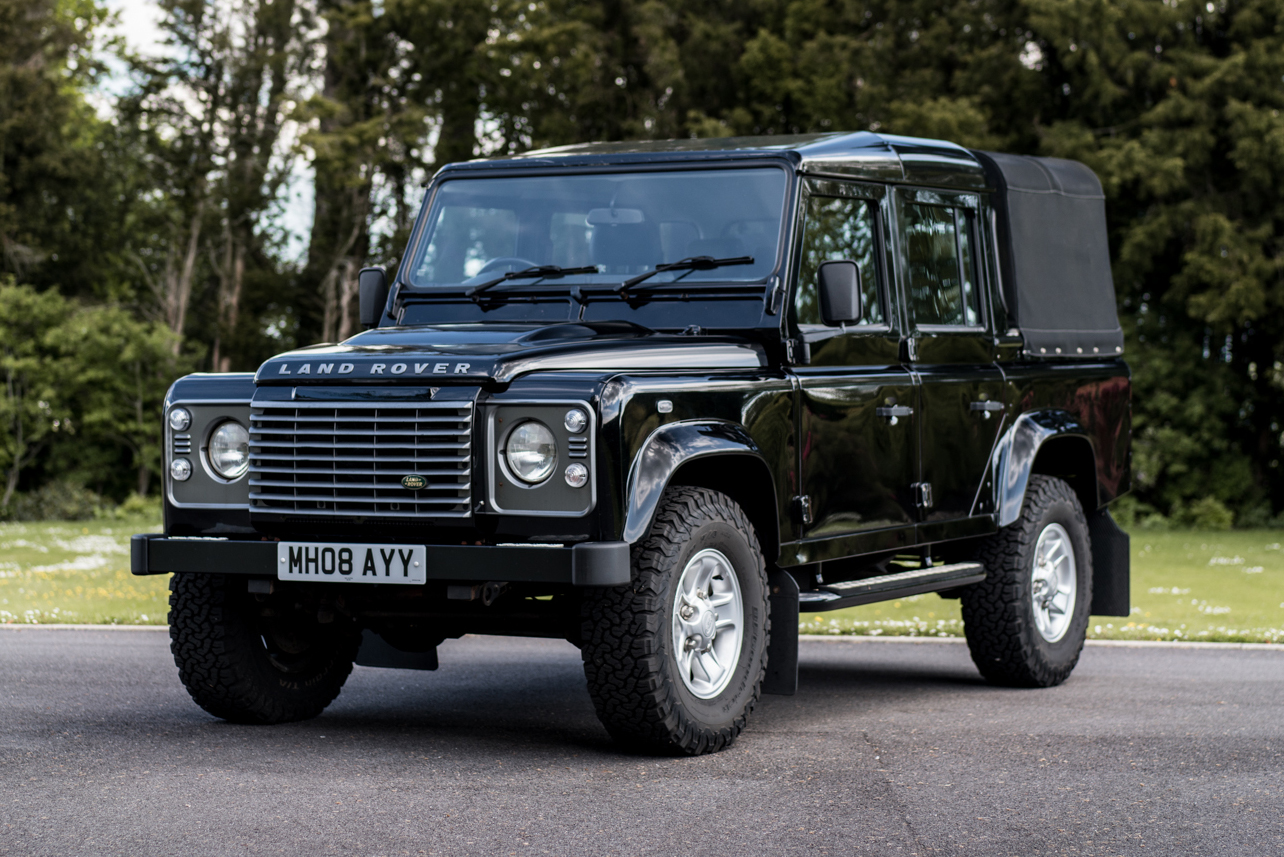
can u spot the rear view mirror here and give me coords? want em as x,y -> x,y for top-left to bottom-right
586,208 -> 645,225
817,260 -> 862,326
359,267 -> 390,329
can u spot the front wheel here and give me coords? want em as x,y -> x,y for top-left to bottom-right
961,475 -> 1093,687
169,573 -> 359,723
580,487 -> 769,755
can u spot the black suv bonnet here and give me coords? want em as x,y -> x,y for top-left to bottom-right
254,322 -> 766,386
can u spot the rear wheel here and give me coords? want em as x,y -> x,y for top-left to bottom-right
961,475 -> 1093,687
169,573 -> 359,724
580,487 -> 769,755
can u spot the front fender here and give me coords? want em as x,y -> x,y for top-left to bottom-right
994,410 -> 1093,527
621,421 -> 770,544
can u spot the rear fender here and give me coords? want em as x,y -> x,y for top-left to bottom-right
994,410 -> 1095,527
992,410 -> 1130,616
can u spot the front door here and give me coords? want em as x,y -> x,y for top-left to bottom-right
894,189 -> 1006,543
791,179 -> 919,562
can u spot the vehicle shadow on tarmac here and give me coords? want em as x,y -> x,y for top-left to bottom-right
210,637 -> 995,756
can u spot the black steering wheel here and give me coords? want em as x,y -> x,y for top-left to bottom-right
476,256 -> 539,275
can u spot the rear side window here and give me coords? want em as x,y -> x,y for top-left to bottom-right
795,195 -> 883,326
902,203 -> 980,327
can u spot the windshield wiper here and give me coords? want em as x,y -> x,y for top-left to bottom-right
614,256 -> 755,297
466,265 -> 599,299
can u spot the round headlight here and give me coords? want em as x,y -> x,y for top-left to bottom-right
563,408 -> 588,433
169,407 -> 192,432
170,458 -> 192,481
208,421 -> 249,480
505,421 -> 557,484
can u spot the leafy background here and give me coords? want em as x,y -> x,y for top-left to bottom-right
2,0 -> 1283,525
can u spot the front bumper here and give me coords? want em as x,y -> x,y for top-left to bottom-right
130,534 -> 631,587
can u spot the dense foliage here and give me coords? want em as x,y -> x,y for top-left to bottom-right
1,0 -> 1281,522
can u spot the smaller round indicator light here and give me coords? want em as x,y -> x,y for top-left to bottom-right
170,458 -> 192,482
564,463 -> 589,488
169,407 -> 192,432
563,409 -> 588,433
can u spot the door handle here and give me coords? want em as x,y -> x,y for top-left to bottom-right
969,401 -> 1005,420
876,405 -> 914,425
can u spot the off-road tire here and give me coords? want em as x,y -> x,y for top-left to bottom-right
169,573 -> 360,724
961,475 -> 1093,688
580,487 -> 769,755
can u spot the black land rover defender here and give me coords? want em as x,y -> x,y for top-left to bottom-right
133,132 -> 1131,755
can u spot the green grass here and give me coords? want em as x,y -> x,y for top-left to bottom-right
2,522 -> 1282,641
804,531 -> 1284,643
0,518 -> 166,625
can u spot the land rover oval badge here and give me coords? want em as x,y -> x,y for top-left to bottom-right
401,475 -> 427,490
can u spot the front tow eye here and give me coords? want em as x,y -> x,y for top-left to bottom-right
482,581 -> 509,606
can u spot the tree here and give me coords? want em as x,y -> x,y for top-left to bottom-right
0,281 -> 74,507
57,305 -> 187,497
298,0 -> 420,345
1021,0 -> 1284,517
0,0 -> 134,296
124,0 -> 311,370
209,0 -> 314,371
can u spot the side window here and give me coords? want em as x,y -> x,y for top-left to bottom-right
795,195 -> 884,327
902,203 -> 980,327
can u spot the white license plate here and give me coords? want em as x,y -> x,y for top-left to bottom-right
276,542 -> 427,585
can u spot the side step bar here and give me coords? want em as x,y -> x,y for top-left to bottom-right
798,562 -> 986,613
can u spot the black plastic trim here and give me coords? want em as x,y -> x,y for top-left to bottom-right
131,535 -> 631,587
621,421 -> 776,544
571,541 -> 631,586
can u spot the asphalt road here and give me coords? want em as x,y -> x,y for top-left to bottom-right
1,629 -> 1281,857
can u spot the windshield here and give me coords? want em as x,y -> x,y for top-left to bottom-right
406,168 -> 789,289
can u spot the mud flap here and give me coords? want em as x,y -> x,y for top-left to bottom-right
355,629 -> 439,671
762,568 -> 799,695
1089,509 -> 1131,617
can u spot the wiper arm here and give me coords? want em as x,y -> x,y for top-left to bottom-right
466,265 -> 600,299
615,256 -> 755,297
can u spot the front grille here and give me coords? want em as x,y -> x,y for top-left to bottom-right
248,401 -> 472,519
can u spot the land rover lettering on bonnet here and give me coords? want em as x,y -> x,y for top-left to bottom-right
134,132 -> 1131,754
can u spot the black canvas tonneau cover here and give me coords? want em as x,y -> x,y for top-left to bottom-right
971,151 -> 1125,357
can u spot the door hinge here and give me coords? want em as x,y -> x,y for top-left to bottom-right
785,338 -> 810,366
792,494 -> 814,526
914,482 -> 933,509
765,277 -> 785,315
899,336 -> 919,363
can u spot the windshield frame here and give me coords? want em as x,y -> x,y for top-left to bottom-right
396,161 -> 797,295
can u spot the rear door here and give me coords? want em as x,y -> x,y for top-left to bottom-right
893,188 -> 1005,542
791,179 -> 919,560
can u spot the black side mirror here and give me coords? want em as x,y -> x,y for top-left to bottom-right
358,266 -> 390,329
817,260 -> 862,326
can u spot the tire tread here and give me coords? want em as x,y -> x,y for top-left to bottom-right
580,486 -> 768,755
168,573 -> 357,724
961,475 -> 1092,688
